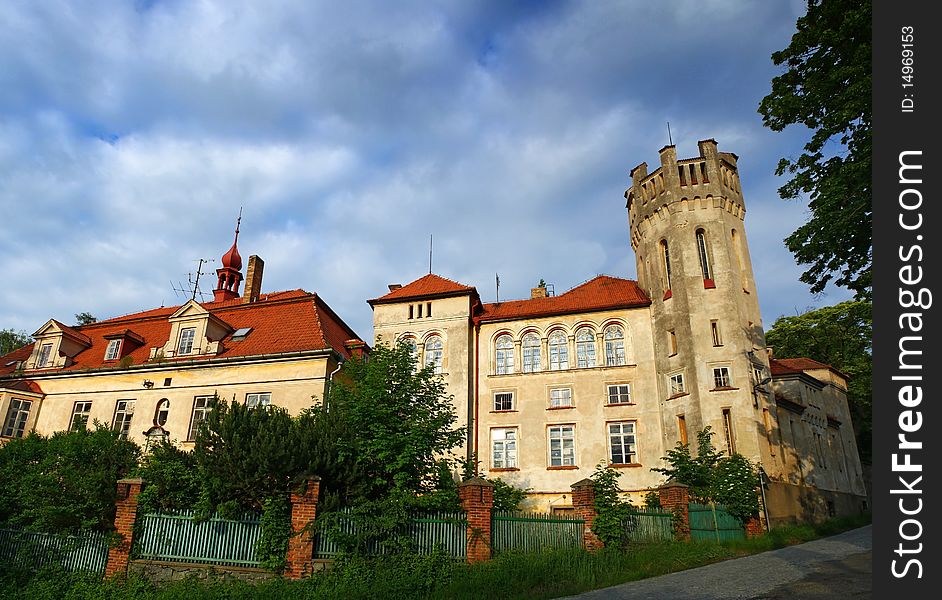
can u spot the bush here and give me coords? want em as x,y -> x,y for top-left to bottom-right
589,463 -> 632,548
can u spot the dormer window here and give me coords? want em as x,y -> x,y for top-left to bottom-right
37,343 -> 53,368
178,328 -> 196,355
105,339 -> 122,361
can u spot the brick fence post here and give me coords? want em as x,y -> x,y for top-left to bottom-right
744,515 -> 765,537
571,479 -> 604,551
658,480 -> 690,540
105,477 -> 144,578
285,476 -> 321,579
459,477 -> 493,563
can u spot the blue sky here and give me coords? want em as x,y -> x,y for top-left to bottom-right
0,0 -> 851,341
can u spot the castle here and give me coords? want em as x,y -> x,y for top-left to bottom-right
0,140 -> 866,525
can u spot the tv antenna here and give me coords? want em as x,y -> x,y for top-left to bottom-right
170,258 -> 214,302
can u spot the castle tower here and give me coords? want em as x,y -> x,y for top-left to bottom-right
625,140 -> 778,472
213,215 -> 244,302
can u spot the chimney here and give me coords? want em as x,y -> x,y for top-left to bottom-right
388,284 -> 402,292
243,255 -> 265,303
531,286 -> 548,299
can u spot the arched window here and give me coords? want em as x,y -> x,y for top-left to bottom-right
575,327 -> 596,368
696,229 -> 712,280
549,330 -> 568,371
604,325 -> 626,366
424,335 -> 443,374
660,240 -> 672,290
495,335 -> 514,375
522,333 -> 541,373
400,336 -> 419,370
154,399 -> 170,427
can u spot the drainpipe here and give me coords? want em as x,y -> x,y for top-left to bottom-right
471,299 -> 483,465
324,359 -> 344,410
758,466 -> 771,531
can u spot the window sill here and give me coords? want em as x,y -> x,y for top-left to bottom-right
547,405 -> 575,411
608,463 -> 642,469
547,465 -> 579,471
491,364 -> 637,377
710,387 -> 739,392
604,403 -> 635,407
703,278 -> 716,289
667,392 -> 689,400
491,409 -> 517,414
663,290 -> 672,300
490,467 -> 520,472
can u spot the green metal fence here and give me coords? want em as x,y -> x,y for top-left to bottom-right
0,526 -> 109,574
688,502 -> 745,542
491,511 -> 584,554
136,510 -> 263,567
624,508 -> 675,542
314,510 -> 467,560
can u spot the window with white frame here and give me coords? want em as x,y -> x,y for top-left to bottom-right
71,401 -> 92,430
576,327 -> 596,368
399,336 -> 418,370
37,343 -> 53,368
2,398 -> 31,438
105,339 -> 122,361
607,384 -> 631,405
246,392 -> 272,408
713,366 -> 732,389
696,229 -> 712,280
608,421 -> 637,465
188,395 -> 215,440
424,335 -> 443,374
112,400 -> 135,440
669,372 -> 686,396
522,333 -> 541,373
493,391 -> 514,411
495,335 -> 514,375
491,428 -> 518,469
548,330 -> 568,370
549,388 -> 572,408
604,325 -> 626,366
548,425 -> 576,467
177,327 -> 196,355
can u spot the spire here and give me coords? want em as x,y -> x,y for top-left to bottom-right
214,210 -> 245,302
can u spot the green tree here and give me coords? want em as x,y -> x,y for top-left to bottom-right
758,0 -> 871,298
491,478 -> 530,512
134,439 -> 202,514
0,328 -> 31,356
74,312 -> 97,326
765,300 -> 872,463
589,463 -> 633,547
651,427 -> 723,502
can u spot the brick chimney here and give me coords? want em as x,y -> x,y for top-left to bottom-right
243,255 -> 265,304
531,286 -> 548,299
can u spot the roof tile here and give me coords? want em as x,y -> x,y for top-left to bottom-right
369,274 -> 477,305
479,276 -> 650,322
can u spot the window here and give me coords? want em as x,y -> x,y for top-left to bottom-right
678,415 -> 688,445
400,336 -> 418,366
2,398 -> 31,438
711,321 -> 722,346
668,330 -> 677,355
608,421 -> 637,465
417,303 -> 423,318
549,388 -> 572,408
660,240 -> 672,290
495,335 -> 514,375
548,330 -> 568,370
188,395 -> 215,440
713,366 -> 732,389
37,343 -> 53,368
604,325 -> 626,366
492,428 -> 517,469
696,229 -> 712,280
607,384 -> 631,405
112,400 -> 135,440
722,408 -> 735,454
231,327 -> 252,341
575,327 -> 596,368
427,302 -> 432,317
522,333 -> 541,373
246,392 -> 272,408
494,392 -> 514,411
669,372 -> 686,396
71,401 -> 92,430
424,335 -> 443,373
548,425 -> 575,467
177,327 -> 196,355
155,399 -> 170,427
408,305 -> 414,319
105,339 -> 122,361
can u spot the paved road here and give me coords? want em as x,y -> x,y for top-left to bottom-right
564,526 -> 872,600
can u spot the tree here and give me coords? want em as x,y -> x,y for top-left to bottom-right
0,328 -> 31,356
651,427 -> 723,502
589,463 -> 633,547
758,0 -> 871,299
74,312 -> 97,326
765,300 -> 872,463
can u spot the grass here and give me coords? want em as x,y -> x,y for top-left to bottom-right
0,513 -> 871,600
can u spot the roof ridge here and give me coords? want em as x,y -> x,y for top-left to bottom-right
483,274 -> 633,306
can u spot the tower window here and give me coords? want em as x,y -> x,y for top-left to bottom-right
424,335 -> 443,373
660,241 -> 672,290
722,408 -> 735,455
711,321 -> 722,346
678,414 -> 688,445
713,366 -> 732,389
696,229 -> 712,280
668,330 -> 678,356
669,372 -> 686,396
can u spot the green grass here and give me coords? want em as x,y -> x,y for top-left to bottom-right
0,513 -> 871,600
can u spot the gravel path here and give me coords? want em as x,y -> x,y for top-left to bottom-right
562,526 -> 872,600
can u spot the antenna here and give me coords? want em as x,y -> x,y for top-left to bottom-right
171,259 -> 213,302
429,234 -> 433,274
190,258 -> 211,301
495,273 -> 500,302
667,121 -> 673,146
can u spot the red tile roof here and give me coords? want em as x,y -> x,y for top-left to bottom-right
479,276 -> 650,322
48,320 -> 92,346
770,357 -> 846,379
0,379 -> 43,394
0,290 -> 364,379
369,274 -> 478,305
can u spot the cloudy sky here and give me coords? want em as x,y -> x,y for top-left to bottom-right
0,0 -> 851,341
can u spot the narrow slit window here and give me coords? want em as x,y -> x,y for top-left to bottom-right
711,321 -> 722,346
678,415 -> 688,445
722,408 -> 735,455
696,229 -> 712,280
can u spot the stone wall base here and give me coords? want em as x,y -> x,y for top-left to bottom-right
128,560 -> 277,584
764,482 -> 868,528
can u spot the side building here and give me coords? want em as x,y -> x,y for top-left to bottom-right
0,231 -> 367,448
